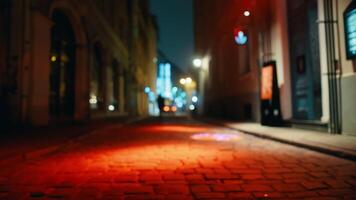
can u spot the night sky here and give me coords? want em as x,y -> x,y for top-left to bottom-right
150,0 -> 194,71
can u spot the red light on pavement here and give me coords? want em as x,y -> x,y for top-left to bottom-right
191,133 -> 241,142
145,125 -> 210,133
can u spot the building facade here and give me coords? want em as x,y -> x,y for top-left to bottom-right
195,0 -> 269,121
195,0 -> 356,135
0,0 -> 157,127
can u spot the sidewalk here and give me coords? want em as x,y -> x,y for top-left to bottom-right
0,116 -> 143,165
213,121 -> 356,161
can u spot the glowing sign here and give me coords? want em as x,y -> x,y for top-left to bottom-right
156,63 -> 172,98
234,28 -> 248,45
344,1 -> 356,59
261,65 -> 273,100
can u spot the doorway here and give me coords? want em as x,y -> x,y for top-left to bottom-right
288,0 -> 322,121
49,10 -> 76,119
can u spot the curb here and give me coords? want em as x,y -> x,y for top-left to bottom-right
231,126 -> 356,162
0,116 -> 148,166
200,118 -> 356,162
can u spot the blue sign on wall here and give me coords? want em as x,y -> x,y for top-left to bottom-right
344,0 -> 356,60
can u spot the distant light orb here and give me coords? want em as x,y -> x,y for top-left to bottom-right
180,78 -> 186,85
153,57 -> 158,63
172,87 -> 178,93
244,10 -> 250,17
108,105 -> 115,111
189,104 -> 195,111
163,106 -> 170,112
89,96 -> 98,104
186,77 -> 192,84
234,31 -> 248,45
144,86 -> 150,93
192,96 -> 198,103
193,58 -> 202,67
51,55 -> 57,62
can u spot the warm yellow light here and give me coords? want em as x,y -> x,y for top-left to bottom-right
180,78 -> 186,85
186,77 -> 192,84
51,56 -> 57,62
171,106 -> 177,112
163,106 -> 170,112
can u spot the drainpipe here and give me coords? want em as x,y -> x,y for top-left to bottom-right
323,0 -> 341,133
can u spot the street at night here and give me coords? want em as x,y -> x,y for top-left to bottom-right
1,0 -> 356,199
0,117 -> 356,199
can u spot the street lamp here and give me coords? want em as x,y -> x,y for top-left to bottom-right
193,58 -> 202,68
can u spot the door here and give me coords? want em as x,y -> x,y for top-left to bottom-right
49,10 -> 76,119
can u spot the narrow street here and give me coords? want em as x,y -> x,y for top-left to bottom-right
1,117 -> 355,200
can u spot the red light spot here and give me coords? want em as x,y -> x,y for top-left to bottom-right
145,125 -> 210,133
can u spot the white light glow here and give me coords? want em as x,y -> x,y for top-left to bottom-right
193,58 -> 202,67
186,77 -> 192,84
244,10 -> 250,17
108,105 -> 115,111
192,96 -> 198,103
89,96 -> 98,104
180,78 -> 186,85
189,105 -> 195,110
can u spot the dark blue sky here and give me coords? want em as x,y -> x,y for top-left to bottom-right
150,0 -> 194,71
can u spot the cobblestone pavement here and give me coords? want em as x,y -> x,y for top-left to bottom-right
0,117 -> 355,200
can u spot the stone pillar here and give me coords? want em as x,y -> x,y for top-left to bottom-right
102,51 -> 111,113
29,11 -> 52,125
74,43 -> 89,121
119,65 -> 125,113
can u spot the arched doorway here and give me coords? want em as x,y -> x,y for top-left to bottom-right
89,43 -> 104,110
49,10 -> 76,119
